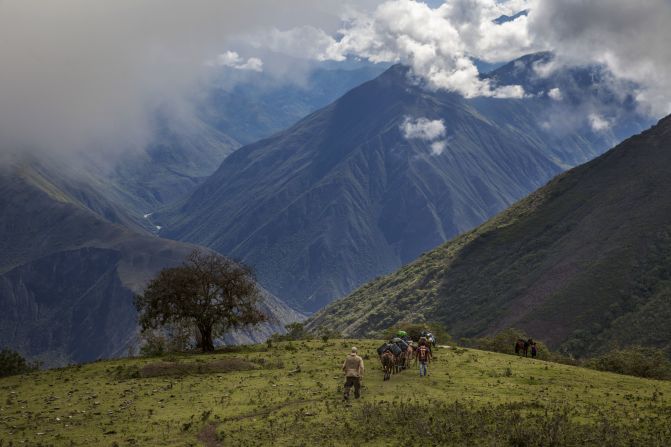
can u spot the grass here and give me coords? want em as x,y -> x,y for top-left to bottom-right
1,340 -> 671,446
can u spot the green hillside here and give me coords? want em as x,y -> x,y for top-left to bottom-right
308,115 -> 671,356
2,340 -> 670,446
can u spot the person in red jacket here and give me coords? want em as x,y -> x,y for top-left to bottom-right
415,339 -> 432,377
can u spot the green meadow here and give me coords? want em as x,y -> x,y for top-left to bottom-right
2,340 -> 671,446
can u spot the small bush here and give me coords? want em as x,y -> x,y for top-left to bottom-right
0,349 -> 39,377
586,346 -> 671,380
139,324 -> 193,357
270,322 -> 312,342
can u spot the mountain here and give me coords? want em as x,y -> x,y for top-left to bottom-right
307,115 -> 671,356
103,64 -> 387,225
204,64 -> 389,145
0,63 -> 376,365
0,159 -> 301,367
109,113 -> 240,221
160,55 -> 646,313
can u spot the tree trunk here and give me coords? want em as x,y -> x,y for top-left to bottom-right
199,325 -> 215,352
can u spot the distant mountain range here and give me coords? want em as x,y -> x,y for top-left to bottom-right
0,158 -> 300,367
105,64 -> 388,226
0,63 -> 379,366
307,115 -> 671,357
160,54 -> 649,313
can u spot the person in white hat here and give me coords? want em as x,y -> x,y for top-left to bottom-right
342,346 -> 365,400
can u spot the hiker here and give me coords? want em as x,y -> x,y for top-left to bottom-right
342,346 -> 365,400
419,336 -> 432,353
415,339 -> 432,377
531,342 -> 538,359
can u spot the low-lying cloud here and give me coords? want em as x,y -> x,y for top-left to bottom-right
209,51 -> 264,72
1,0 -> 669,162
400,117 -> 448,155
529,0 -> 671,117
0,0 -> 351,157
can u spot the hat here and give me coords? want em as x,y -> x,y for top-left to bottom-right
351,347 -> 358,353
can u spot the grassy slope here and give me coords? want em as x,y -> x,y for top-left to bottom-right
2,340 -> 671,446
307,116 -> 671,355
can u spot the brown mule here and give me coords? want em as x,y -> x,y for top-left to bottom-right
381,351 -> 395,381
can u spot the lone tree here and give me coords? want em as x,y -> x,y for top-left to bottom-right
135,250 -> 267,352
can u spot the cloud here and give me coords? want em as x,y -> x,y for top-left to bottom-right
0,0 -> 351,157
528,0 -> 671,116
261,0 -> 671,119
261,0 -> 533,98
401,117 -> 446,140
588,113 -> 611,132
547,88 -> 562,101
2,0 -> 670,162
430,140 -> 447,155
401,116 -> 448,155
210,51 -> 264,72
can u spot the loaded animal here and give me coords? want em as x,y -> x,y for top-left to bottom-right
381,350 -> 395,381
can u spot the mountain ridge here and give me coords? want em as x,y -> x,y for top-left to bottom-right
307,115 -> 671,356
0,160 -> 300,366
160,57 -> 646,313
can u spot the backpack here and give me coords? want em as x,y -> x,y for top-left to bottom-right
417,346 -> 429,362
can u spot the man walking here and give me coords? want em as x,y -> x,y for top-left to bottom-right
415,339 -> 432,377
342,346 -> 365,400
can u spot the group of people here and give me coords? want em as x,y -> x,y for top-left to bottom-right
340,330 -> 436,400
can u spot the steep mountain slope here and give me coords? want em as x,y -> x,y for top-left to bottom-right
205,64 -> 388,145
104,65 -> 387,224
307,115 -> 671,356
109,114 -> 240,219
0,161 -> 300,366
161,57 -> 645,313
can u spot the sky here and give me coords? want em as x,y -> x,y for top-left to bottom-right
0,0 -> 669,159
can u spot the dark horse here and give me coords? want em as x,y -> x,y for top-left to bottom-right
381,351 -> 395,381
514,338 -> 533,357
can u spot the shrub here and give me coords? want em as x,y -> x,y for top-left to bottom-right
586,346 -> 671,380
270,322 -> 313,342
139,323 -> 193,357
0,349 -> 38,377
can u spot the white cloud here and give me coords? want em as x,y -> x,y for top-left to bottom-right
0,0 -> 349,157
528,0 -> 671,116
401,117 -> 446,140
588,113 -> 611,132
401,116 -> 448,155
259,0 -> 532,98
548,87 -> 563,101
211,51 -> 264,72
430,140 -> 447,155
258,0 -> 671,116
